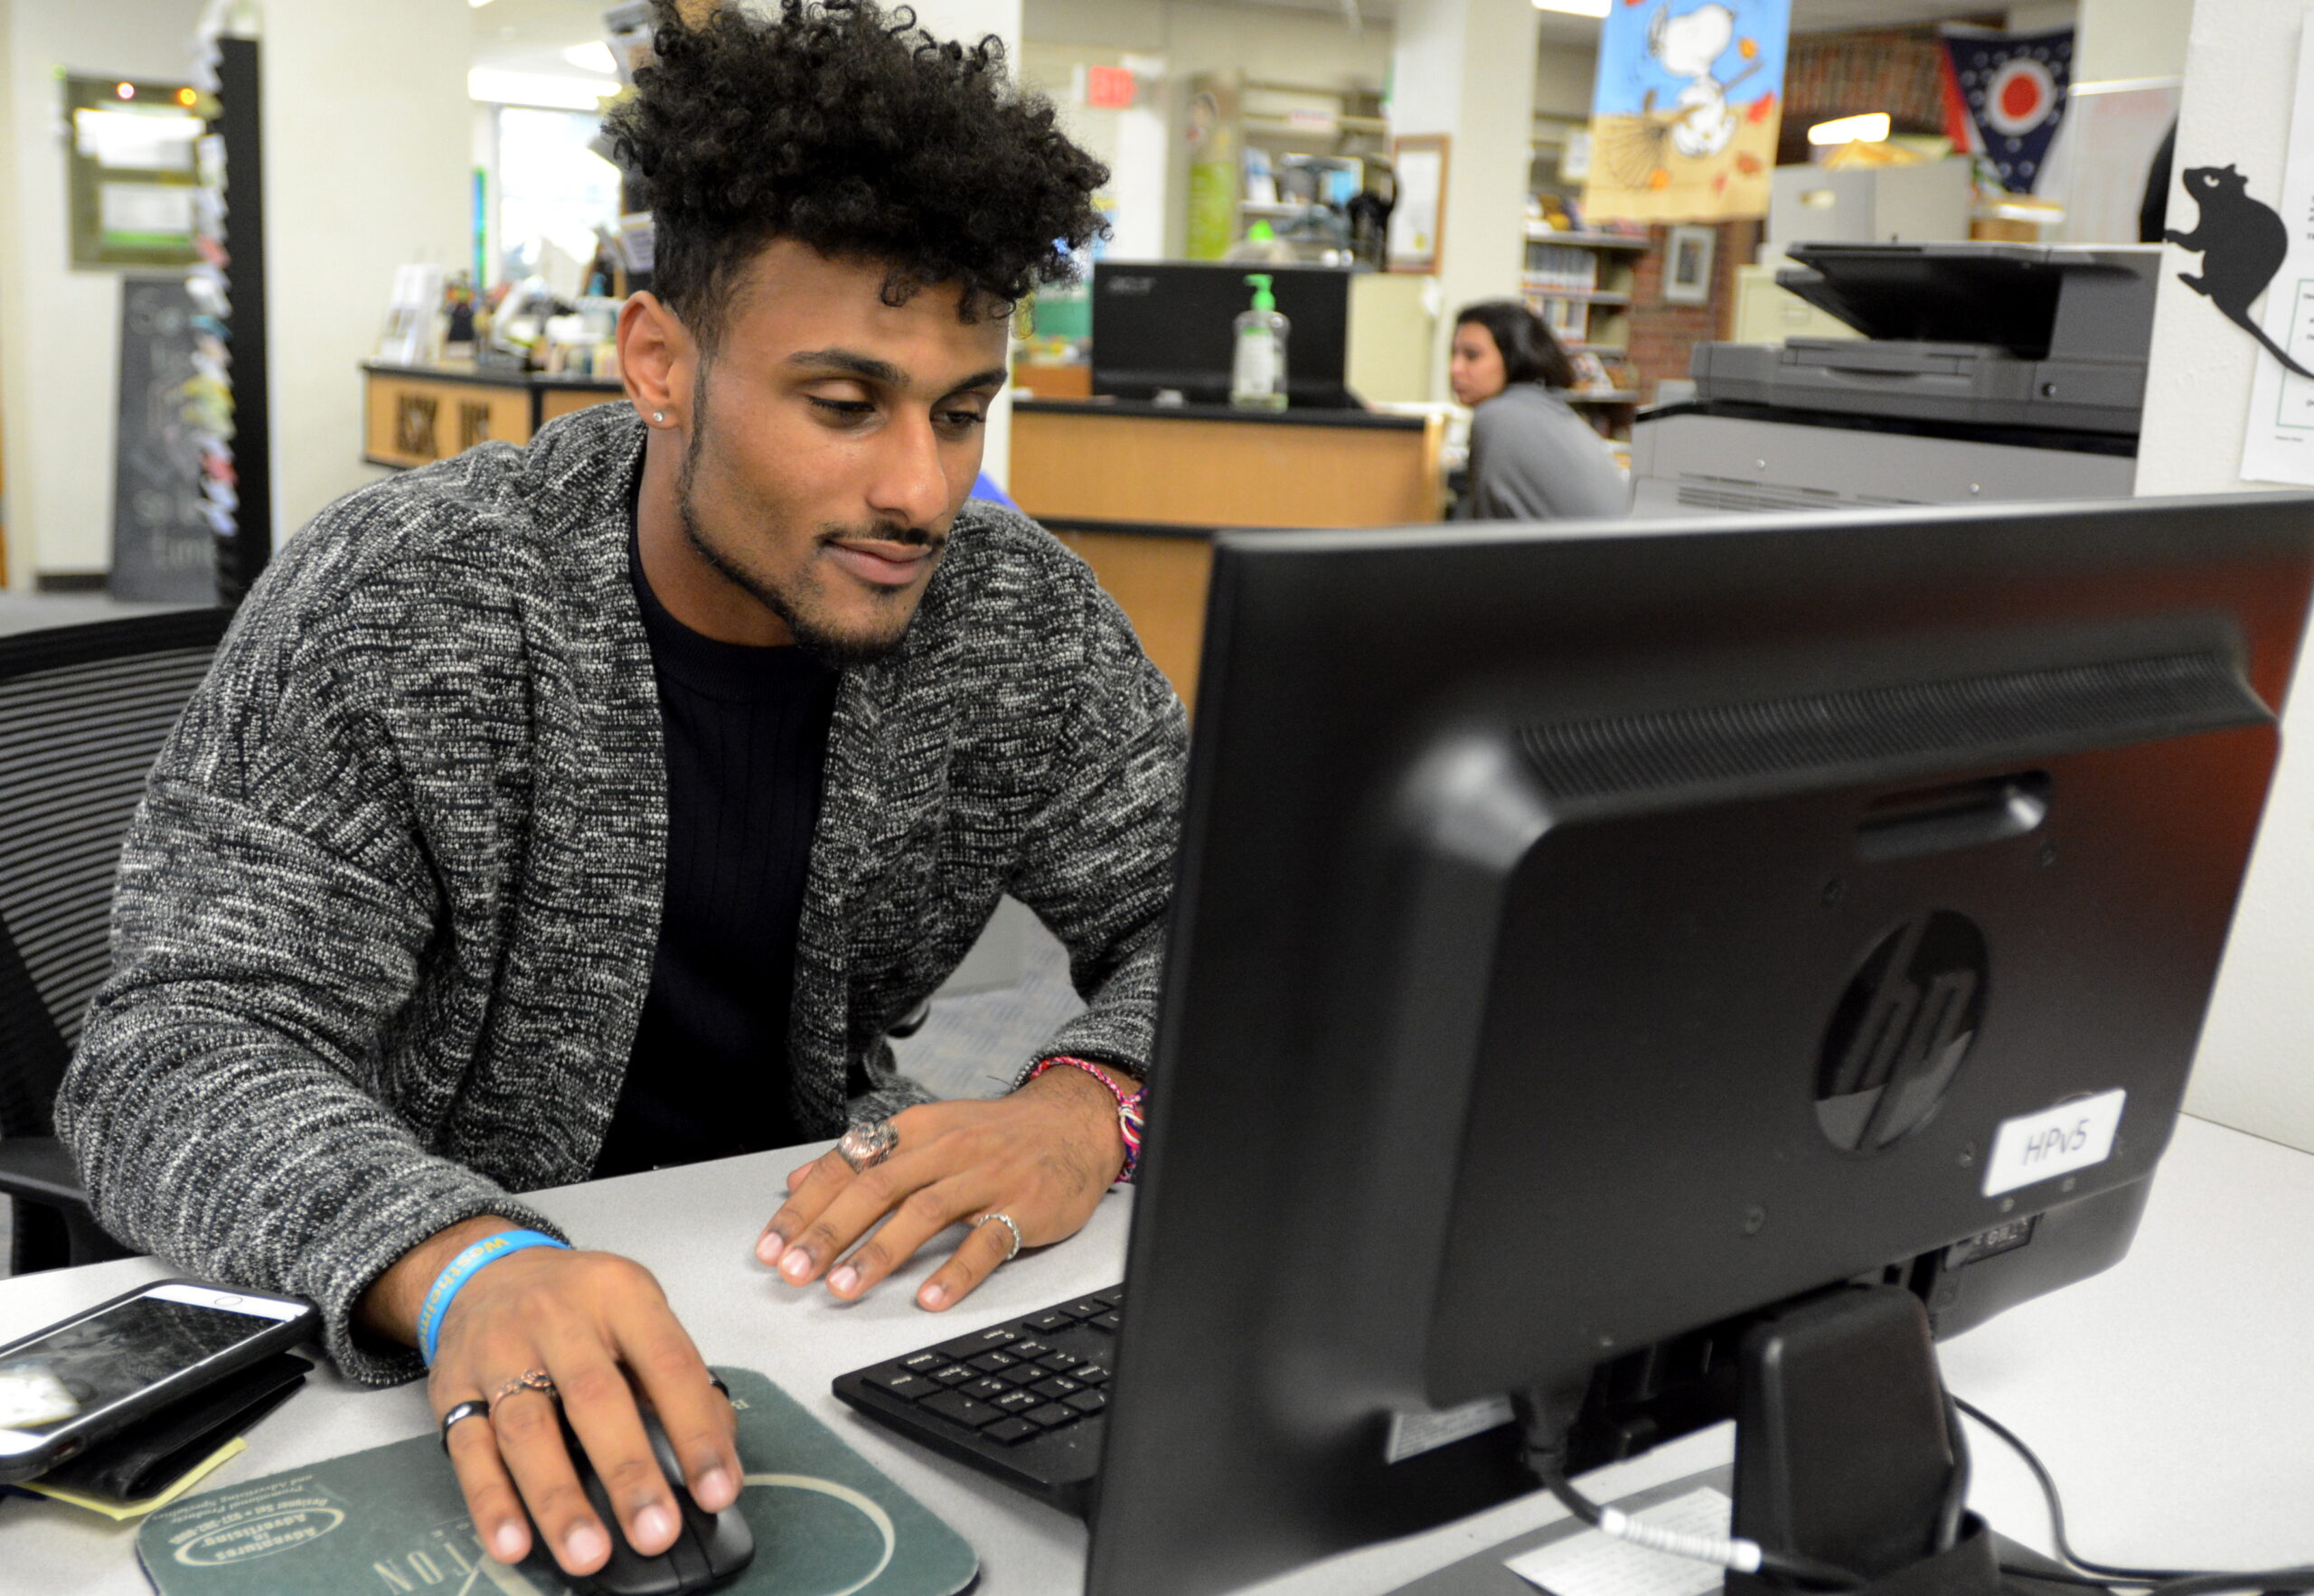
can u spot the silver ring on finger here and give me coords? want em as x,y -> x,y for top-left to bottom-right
438,1398 -> 490,1452
973,1211 -> 1023,1263
836,1118 -> 899,1172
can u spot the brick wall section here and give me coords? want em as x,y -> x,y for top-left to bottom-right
1624,218 -> 1760,400
1785,27 -> 1952,133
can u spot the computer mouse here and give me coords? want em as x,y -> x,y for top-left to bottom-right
552,1405 -> 754,1596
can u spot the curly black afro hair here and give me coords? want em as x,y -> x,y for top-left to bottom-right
605,0 -> 1108,343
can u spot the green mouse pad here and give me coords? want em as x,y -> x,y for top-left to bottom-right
135,1367 -> 979,1596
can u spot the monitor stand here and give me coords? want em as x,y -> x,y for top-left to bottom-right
1727,1284 -> 2073,1596
1394,1286 -> 2086,1596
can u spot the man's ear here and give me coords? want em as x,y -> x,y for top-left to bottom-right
618,292 -> 696,429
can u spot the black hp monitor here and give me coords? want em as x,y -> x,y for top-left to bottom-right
1087,496 -> 2314,1594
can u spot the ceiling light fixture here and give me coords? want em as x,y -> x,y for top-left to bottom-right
1533,0 -> 1611,17
2072,75 -> 2183,97
1808,112 -> 1892,146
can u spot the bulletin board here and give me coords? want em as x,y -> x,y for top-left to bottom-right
1387,134 -> 1448,275
66,75 -> 211,270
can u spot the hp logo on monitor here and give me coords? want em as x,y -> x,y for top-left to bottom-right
1816,912 -> 1988,1153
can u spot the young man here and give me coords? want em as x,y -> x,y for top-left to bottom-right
59,2 -> 1180,1579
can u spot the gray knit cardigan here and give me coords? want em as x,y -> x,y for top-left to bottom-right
58,402 -> 1187,1383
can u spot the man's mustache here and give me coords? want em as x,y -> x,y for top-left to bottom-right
822,521 -> 942,549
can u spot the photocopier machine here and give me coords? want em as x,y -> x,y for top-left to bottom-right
1629,241 -> 2159,516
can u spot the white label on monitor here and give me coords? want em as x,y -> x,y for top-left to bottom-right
1982,1088 -> 2126,1197
1384,1393 -> 1514,1464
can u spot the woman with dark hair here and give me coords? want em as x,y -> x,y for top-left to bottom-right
1449,299 -> 1629,521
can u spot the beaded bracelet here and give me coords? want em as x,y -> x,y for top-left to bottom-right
416,1228 -> 570,1366
1030,1056 -> 1147,1185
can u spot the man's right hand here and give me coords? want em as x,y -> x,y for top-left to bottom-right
358,1216 -> 742,1579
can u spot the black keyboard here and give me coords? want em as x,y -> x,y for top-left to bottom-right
832,1285 -> 1124,1515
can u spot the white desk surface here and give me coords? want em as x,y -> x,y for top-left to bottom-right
2,1113 -> 2309,1594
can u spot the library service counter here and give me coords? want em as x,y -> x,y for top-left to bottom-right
1009,397 -> 1444,702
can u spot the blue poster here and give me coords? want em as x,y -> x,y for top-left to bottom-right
1584,0 -> 1792,223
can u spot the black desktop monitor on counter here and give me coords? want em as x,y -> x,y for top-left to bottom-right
1086,495 -> 2314,1596
1089,259 -> 1355,408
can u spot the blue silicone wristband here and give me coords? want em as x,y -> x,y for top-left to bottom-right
416,1229 -> 569,1366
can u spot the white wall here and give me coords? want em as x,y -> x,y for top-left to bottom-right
1013,40 -> 1171,262
2135,0 -> 2314,1153
900,2 -> 1022,490
260,0 -> 471,545
2005,1 -> 2080,33
2074,0 -> 2193,83
0,0 -> 211,586
1391,0 -> 1539,398
1534,38 -> 1597,119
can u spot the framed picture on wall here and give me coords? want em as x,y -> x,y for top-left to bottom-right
66,76 -> 209,270
1663,225 -> 1716,305
1387,134 -> 1449,274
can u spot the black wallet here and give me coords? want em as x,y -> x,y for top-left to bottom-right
37,1352 -> 311,1502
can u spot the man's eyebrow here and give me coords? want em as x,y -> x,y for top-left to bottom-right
786,347 -> 908,386
784,352 -> 1009,399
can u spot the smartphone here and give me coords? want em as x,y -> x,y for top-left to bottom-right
0,1279 -> 315,1482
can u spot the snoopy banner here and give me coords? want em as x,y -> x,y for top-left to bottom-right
1940,27 -> 2072,194
1582,0 -> 1790,224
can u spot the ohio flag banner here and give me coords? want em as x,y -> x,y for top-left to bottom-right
1941,26 -> 2074,193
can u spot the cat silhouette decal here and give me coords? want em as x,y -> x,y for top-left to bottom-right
2166,164 -> 2314,380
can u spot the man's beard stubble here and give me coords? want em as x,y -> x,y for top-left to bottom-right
673,390 -> 940,668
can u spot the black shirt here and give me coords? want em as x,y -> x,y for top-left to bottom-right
593,530 -> 839,1176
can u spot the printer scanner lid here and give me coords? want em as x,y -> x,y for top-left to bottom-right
1778,242 -> 2159,359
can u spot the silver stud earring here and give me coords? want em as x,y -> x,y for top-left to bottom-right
653,409 -> 667,424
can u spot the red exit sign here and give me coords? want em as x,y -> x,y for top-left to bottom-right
1084,64 -> 1136,109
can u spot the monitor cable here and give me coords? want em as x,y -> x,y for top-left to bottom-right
1955,1394 -> 2314,1596
1529,1461 -> 1866,1591
1512,1384 -> 1863,1590
1935,1393 -> 1973,1554
1508,1385 -> 1858,1592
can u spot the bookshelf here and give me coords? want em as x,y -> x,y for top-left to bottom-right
1519,221 -> 1651,440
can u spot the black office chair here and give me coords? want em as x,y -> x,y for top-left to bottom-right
0,607 -> 232,1274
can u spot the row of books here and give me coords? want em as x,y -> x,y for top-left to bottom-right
1522,242 -> 1600,291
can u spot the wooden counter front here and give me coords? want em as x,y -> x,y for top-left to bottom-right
362,363 -> 624,469
362,371 -> 534,469
1010,401 -> 1442,531
1011,399 -> 1443,703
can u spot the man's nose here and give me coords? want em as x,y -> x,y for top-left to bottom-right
866,412 -> 952,531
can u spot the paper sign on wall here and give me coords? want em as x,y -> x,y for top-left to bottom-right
2235,11 -> 2314,486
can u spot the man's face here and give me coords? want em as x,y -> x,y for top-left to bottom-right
674,241 -> 1010,663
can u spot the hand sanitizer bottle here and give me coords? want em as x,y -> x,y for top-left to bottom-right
1230,274 -> 1290,411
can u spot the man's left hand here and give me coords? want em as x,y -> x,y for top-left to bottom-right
756,1064 -> 1133,1310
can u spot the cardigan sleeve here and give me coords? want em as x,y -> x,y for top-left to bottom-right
58,587 -> 563,1386
1005,578 -> 1189,1086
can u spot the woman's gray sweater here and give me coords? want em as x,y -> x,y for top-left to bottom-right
1455,381 -> 1632,521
